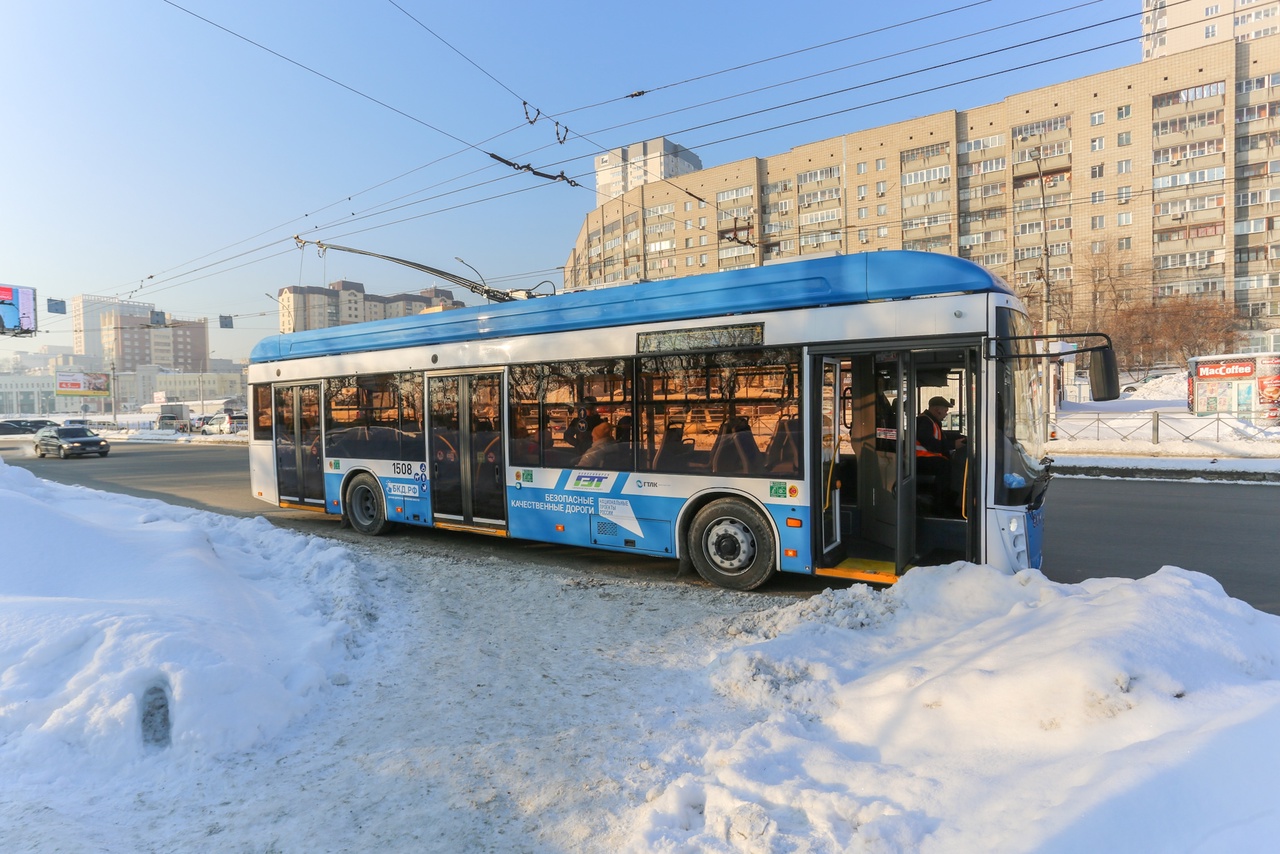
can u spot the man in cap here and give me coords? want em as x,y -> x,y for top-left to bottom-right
916,396 -> 967,512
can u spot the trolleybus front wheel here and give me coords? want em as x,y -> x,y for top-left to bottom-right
345,473 -> 393,536
689,498 -> 776,590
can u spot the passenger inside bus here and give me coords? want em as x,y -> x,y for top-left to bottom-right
574,421 -> 615,468
564,397 -> 604,454
915,396 -> 966,513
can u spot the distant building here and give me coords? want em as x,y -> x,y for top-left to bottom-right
565,33 -> 1280,352
70,295 -> 208,373
1142,0 -> 1280,61
275,281 -> 465,334
594,137 -> 703,203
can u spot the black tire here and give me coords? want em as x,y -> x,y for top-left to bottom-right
688,497 -> 777,590
345,473 -> 393,536
59,446 -> 68,459
34,444 -> 44,458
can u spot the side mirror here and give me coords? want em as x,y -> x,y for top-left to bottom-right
1089,346 -> 1121,401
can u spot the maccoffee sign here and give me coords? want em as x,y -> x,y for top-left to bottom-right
1196,361 -> 1254,379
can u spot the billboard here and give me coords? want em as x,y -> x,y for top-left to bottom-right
56,371 -> 111,398
0,284 -> 37,336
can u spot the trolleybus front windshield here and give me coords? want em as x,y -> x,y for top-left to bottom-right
994,307 -> 1048,508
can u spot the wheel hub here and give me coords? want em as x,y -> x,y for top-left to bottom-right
705,518 -> 754,572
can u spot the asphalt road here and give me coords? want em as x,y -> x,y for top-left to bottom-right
3,437 -> 1276,612
1043,477 -> 1280,615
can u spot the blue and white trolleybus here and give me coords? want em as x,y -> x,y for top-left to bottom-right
247,251 -> 1117,590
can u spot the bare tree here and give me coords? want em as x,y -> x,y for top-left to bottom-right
1108,293 -> 1240,371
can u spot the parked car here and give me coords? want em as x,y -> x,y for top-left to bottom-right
2,418 -> 60,434
200,413 -> 247,434
33,425 -> 110,458
17,419 -> 59,432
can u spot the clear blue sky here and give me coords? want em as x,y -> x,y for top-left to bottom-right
0,0 -> 1139,362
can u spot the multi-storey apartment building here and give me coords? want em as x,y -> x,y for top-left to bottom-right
275,281 -> 465,334
70,295 -> 153,363
1143,0 -> 1280,61
565,35 -> 1280,351
594,137 -> 702,203
71,295 -> 209,372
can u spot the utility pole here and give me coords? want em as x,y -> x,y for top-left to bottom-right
1029,146 -> 1054,442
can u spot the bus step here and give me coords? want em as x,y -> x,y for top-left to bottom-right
816,559 -> 899,586
431,521 -> 509,538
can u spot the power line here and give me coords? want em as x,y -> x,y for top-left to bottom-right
77,2 -> 1176,316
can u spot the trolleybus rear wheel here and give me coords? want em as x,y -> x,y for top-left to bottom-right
689,497 -> 776,590
346,473 -> 393,536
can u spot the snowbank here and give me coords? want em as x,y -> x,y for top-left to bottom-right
1,456 -> 1278,851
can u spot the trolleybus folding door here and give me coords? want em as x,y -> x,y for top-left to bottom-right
273,383 -> 325,508
427,372 -> 507,530
818,357 -> 842,561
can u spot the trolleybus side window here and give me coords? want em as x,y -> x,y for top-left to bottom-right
508,359 -> 632,470
323,372 -> 425,461
639,347 -> 801,476
251,384 -> 272,442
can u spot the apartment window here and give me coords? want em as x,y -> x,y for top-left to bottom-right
1205,5 -> 1219,14
1206,24 -> 1218,37
685,220 -> 692,230
877,204 -> 888,216
698,217 -> 707,227
858,228 -> 869,242
876,180 -> 887,195
858,207 -> 868,219
1117,212 -> 1133,226
1091,190 -> 1106,203
1091,215 -> 1105,229
1117,131 -> 1132,146
1090,164 -> 1105,179
857,184 -> 868,200
1090,137 -> 1105,151
877,225 -> 889,237
1118,236 -> 1132,250
700,235 -> 709,246
857,162 -> 868,174
1091,240 -> 1105,253
1090,111 -> 1105,126
1117,159 -> 1133,174
1117,186 -> 1133,201
1117,104 -> 1131,120
684,201 -> 693,212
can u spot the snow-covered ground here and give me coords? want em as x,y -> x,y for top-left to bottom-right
2,389 -> 1279,850
1050,373 -> 1280,474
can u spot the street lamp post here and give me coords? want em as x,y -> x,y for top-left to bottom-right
1029,147 -> 1054,442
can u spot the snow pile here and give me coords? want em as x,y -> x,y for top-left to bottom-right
0,462 -> 373,773
627,565 -> 1280,852
1124,371 -> 1188,401
1,454 -> 1279,851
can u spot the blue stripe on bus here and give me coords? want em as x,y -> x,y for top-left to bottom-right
251,251 -> 1011,363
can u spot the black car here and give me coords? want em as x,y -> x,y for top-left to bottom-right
33,426 -> 111,458
2,418 -> 58,433
0,421 -> 31,435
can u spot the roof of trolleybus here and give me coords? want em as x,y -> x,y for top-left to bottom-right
250,251 -> 1016,364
